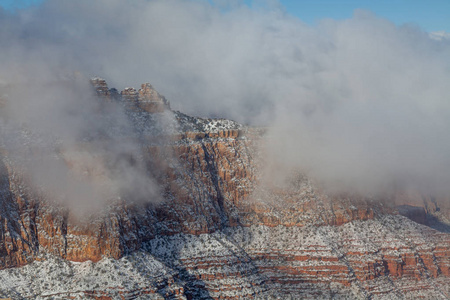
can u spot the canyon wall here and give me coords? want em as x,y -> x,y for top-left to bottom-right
0,79 -> 448,299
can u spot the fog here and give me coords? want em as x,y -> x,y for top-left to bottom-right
0,0 -> 450,201
0,75 -> 162,215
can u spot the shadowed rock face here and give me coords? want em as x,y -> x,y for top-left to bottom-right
394,191 -> 450,231
0,79 -> 449,299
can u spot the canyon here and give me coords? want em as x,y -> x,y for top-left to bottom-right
0,78 -> 448,299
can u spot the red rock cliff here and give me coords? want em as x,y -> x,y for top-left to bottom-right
0,80 -> 448,299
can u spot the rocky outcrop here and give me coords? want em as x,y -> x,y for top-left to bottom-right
137,83 -> 170,113
90,78 -> 170,113
90,77 -> 111,99
0,78 -> 449,299
120,87 -> 138,102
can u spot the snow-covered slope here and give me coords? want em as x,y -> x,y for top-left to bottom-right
0,215 -> 448,299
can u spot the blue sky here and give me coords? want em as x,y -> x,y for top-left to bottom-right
0,0 -> 42,11
0,0 -> 449,32
279,0 -> 450,33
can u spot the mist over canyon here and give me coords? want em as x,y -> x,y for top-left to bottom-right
0,0 -> 449,196
0,0 -> 449,299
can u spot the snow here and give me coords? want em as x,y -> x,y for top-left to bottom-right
0,215 -> 448,299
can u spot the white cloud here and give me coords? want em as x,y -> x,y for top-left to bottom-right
429,30 -> 450,41
0,1 -> 450,196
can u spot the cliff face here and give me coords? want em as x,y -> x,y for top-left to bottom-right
0,217 -> 448,299
0,132 -> 389,267
0,78 -> 449,299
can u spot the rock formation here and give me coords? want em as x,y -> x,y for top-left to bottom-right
137,83 -> 170,113
90,77 -> 111,99
0,78 -> 448,299
91,78 -> 171,113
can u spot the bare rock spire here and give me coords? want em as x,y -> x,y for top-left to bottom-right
137,83 -> 170,113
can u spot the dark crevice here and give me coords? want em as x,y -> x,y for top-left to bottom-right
201,143 -> 227,227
